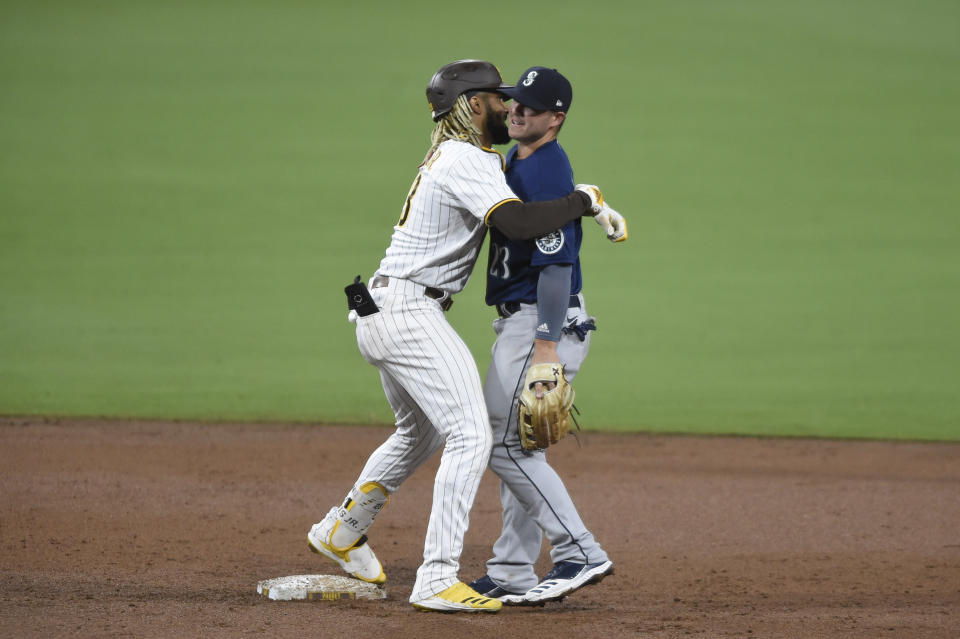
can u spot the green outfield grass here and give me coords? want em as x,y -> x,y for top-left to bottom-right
2,0 -> 958,440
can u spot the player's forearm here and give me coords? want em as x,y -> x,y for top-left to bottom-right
488,192 -> 591,240
535,264 -> 572,342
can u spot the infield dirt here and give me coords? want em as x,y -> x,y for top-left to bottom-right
1,418 -> 958,638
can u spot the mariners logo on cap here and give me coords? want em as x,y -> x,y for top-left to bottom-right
535,230 -> 564,254
522,70 -> 538,86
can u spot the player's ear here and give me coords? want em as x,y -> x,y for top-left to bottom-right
468,93 -> 483,115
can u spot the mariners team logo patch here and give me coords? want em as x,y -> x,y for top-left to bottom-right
536,230 -> 564,254
523,70 -> 538,86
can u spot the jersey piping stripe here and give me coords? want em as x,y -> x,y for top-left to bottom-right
483,197 -> 522,227
480,146 -> 507,171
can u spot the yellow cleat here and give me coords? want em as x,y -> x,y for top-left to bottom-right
411,582 -> 503,613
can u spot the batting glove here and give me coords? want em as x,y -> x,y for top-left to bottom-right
574,184 -> 604,214
594,203 -> 628,242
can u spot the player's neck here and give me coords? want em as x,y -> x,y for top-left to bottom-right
515,133 -> 557,160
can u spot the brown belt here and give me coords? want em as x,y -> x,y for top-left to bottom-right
371,275 -> 453,312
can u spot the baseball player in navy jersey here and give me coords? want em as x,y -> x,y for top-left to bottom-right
306,60 -> 626,613
468,67 -> 621,606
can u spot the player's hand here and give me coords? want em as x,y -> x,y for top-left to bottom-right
530,339 -> 560,396
574,184 -> 604,214
594,203 -> 628,242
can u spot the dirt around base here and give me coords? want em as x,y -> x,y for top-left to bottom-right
1,417 -> 958,638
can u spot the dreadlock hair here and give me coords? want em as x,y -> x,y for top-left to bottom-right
424,93 -> 484,163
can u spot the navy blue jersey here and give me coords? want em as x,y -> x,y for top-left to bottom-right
485,140 -> 583,305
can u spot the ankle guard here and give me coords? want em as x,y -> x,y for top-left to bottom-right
328,482 -> 389,550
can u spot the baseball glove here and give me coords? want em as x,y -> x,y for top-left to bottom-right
517,363 -> 575,451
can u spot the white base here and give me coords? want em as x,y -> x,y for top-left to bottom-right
256,574 -> 387,601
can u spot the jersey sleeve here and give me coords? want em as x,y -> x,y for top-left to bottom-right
524,144 -> 579,267
445,149 -> 520,223
530,219 -> 579,267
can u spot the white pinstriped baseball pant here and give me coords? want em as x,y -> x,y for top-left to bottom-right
353,277 -> 492,602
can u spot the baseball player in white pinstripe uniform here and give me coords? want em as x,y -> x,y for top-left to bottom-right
306,60 -> 626,613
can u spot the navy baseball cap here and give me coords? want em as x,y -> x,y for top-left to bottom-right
499,67 -> 572,112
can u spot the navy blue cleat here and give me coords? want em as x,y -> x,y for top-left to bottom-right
518,560 -> 614,604
467,575 -> 526,600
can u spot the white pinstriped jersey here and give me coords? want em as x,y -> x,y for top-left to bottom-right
377,140 -> 520,293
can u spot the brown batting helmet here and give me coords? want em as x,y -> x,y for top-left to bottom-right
426,60 -> 513,122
